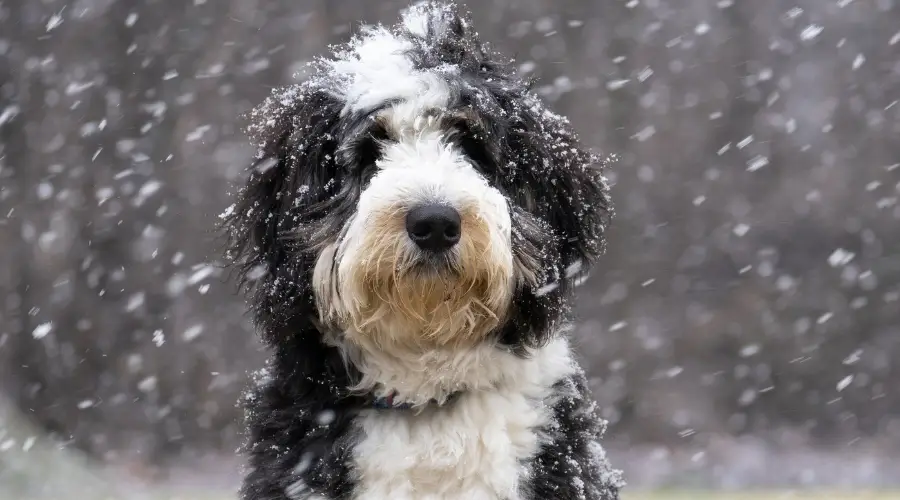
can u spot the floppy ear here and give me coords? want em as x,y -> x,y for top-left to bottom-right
495,93 -> 613,349
221,83 -> 344,340
513,99 -> 612,273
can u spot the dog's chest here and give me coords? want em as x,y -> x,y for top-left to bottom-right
352,389 -> 547,500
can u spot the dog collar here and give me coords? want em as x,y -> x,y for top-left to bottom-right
370,390 -> 462,410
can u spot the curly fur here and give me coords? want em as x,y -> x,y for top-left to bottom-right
222,2 -> 622,499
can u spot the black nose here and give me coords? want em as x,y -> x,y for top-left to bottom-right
405,204 -> 461,252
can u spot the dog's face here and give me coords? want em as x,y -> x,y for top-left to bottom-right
225,2 -> 611,352
313,104 -> 516,349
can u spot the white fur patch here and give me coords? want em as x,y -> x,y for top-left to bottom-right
401,6 -> 432,37
350,336 -> 577,500
325,26 -> 453,115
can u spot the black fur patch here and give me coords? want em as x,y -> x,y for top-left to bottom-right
525,370 -> 623,499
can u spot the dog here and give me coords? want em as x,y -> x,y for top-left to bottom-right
222,2 -> 623,499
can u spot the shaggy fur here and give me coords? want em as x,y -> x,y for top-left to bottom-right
223,2 -> 623,499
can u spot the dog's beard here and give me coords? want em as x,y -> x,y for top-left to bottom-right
316,206 -> 514,349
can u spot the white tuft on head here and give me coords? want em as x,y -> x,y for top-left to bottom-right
324,25 -> 451,115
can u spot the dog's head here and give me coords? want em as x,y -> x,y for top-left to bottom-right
224,1 -> 611,354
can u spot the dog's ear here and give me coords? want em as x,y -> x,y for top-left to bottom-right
222,83 -> 343,336
495,96 -> 613,349
509,98 -> 612,277
543,143 -> 612,274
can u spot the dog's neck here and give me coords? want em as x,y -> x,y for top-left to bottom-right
336,328 -> 573,410
336,333 -> 524,409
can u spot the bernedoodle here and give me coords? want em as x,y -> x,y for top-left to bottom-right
222,2 -> 623,499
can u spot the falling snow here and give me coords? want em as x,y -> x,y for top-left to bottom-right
732,223 -> 750,237
836,375 -> 854,392
32,322 -> 53,339
605,79 -> 630,91
799,24 -> 824,41
1,0 -> 898,496
182,324 -> 205,342
746,155 -> 769,171
45,11 -> 64,31
828,248 -> 856,267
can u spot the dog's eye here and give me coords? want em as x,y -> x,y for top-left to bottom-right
357,137 -> 380,168
458,133 -> 490,168
443,112 -> 494,171
452,124 -> 494,174
356,126 -> 389,177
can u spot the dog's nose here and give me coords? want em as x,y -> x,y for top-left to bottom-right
405,204 -> 461,252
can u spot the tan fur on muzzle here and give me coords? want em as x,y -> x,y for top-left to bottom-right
324,205 -> 513,349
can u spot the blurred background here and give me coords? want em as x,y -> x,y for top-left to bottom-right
1,0 -> 899,498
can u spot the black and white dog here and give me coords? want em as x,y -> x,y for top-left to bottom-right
223,2 -> 623,499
